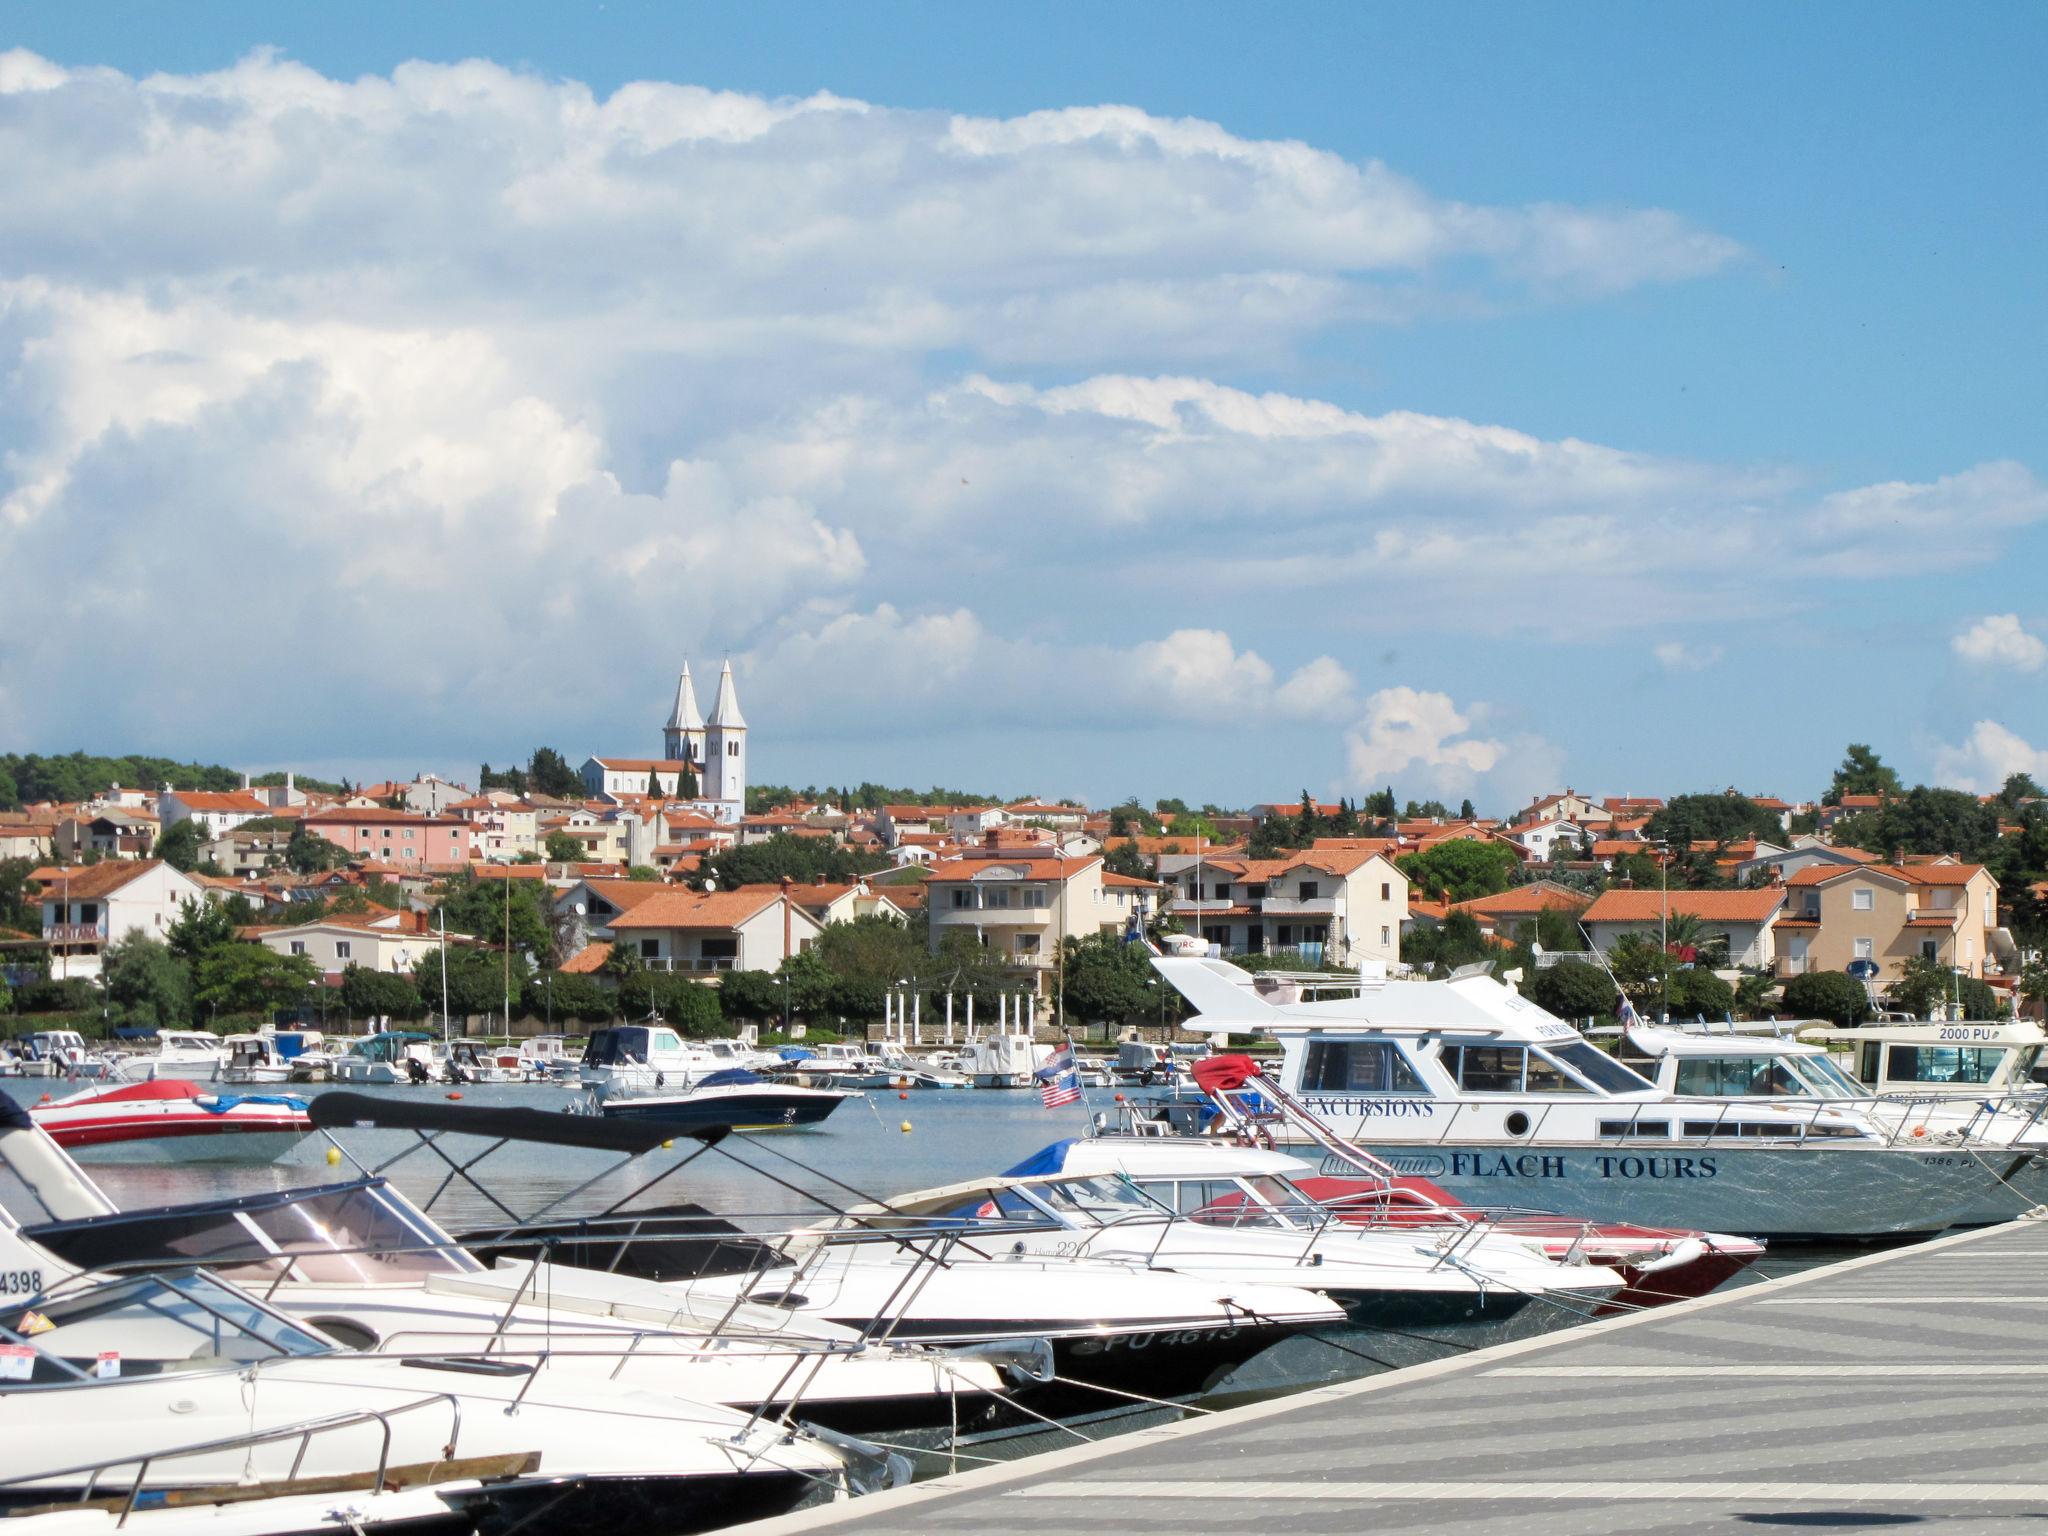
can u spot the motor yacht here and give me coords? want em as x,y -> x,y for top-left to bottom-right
1616,1022 -> 2048,1223
27,1080 -> 310,1164
1793,1018 -> 2048,1097
841,1144 -> 1626,1330
1151,955 -> 2023,1238
118,1031 -> 228,1084
578,1024 -> 720,1094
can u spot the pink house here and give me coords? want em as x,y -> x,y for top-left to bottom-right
302,807 -> 471,866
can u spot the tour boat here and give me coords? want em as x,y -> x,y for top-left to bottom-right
1150,955 -> 2020,1238
27,1079 -> 311,1162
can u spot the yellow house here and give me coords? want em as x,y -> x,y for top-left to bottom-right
1775,861 -> 2001,982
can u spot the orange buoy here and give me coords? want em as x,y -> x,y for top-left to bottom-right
1114,1093 -> 1124,1102
447,1092 -> 463,1100
899,1090 -> 909,1099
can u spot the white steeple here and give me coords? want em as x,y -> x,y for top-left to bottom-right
703,658 -> 747,816
662,661 -> 705,763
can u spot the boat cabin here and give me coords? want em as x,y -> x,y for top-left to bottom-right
1793,1020 -> 2048,1096
1615,1026 -> 1866,1101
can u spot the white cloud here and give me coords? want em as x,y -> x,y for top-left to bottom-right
1655,641 -> 1724,672
1343,687 -> 1504,793
1952,614 -> 2047,672
1933,721 -> 2048,794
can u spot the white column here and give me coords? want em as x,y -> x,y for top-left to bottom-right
912,992 -> 921,1046
945,993 -> 955,1044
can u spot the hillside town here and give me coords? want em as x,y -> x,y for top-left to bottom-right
2,668 -> 2045,1044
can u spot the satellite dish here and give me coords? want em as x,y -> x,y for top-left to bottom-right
573,902 -> 586,916
1846,959 -> 1880,980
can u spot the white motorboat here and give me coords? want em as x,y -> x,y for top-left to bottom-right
328,1032 -> 436,1085
846,1142 -> 1626,1329
27,1080 -> 310,1164
960,1031 -> 1049,1089
215,1033 -> 294,1083
1151,955 -> 2024,1238
437,1039 -> 523,1085
873,1046 -> 972,1089
120,1030 -> 229,1083
0,1267 -> 857,1533
591,1068 -> 852,1131
577,1024 -> 720,1093
1793,1018 -> 2048,1096
15,1033 -> 116,1080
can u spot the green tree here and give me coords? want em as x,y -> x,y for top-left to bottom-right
338,965 -> 423,1021
1663,965 -> 1736,1020
1396,840 -> 1520,902
1645,791 -> 1786,850
1998,773 -> 2045,813
1401,910 -> 1491,974
681,764 -> 699,797
414,945 -> 527,1022
718,970 -> 783,1023
703,834 -> 888,889
1832,786 -> 2003,861
525,969 -> 612,1025
1824,744 -> 1902,806
0,858 -> 43,932
1059,933 -> 1155,1024
526,748 -> 582,799
100,934 -> 192,1029
1528,959 -> 1617,1021
1103,839 -> 1152,880
1782,969 -> 1872,1026
193,944 -> 318,1015
812,913 -> 923,993
647,767 -> 661,797
1606,933 -> 1674,1009
626,865 -> 660,882
436,871 -> 551,956
544,830 -> 586,863
2019,958 -> 2048,1015
285,829 -> 345,874
152,819 -> 205,872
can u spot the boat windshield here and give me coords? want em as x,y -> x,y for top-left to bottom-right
1024,1177 -> 1169,1225
26,1181 -> 481,1284
2,1270 -> 334,1385
1791,1056 -> 1865,1098
1548,1041 -> 1655,1094
1673,1054 -> 1844,1098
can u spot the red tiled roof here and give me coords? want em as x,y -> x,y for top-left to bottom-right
558,942 -> 613,974
1582,888 -> 1787,924
605,888 -> 790,931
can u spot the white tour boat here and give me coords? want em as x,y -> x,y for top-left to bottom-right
1153,956 -> 2023,1238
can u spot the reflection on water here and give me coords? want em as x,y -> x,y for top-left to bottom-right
1,1079 -> 1108,1234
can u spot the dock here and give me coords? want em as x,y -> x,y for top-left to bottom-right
748,1215 -> 2048,1535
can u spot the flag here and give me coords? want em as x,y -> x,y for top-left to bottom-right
1035,1040 -> 1083,1108
1616,994 -> 1644,1029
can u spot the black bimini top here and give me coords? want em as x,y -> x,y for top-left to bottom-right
306,1091 -> 728,1154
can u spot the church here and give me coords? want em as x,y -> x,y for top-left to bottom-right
577,660 -> 748,824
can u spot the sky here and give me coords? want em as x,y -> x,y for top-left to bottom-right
0,2 -> 2043,814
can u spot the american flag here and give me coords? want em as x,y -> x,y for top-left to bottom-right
1035,1040 -> 1083,1108
1616,994 -> 1644,1029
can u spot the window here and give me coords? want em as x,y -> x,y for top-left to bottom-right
1674,1056 -> 1805,1096
951,888 -> 974,908
79,904 -> 98,923
1300,1041 -> 1427,1094
334,941 -> 351,960
640,939 -> 660,959
1214,884 -> 1230,900
1381,926 -> 1391,946
1921,939 -> 1938,958
1854,937 -> 1873,960
289,940 -> 307,956
404,828 -> 415,840
1852,887 -> 1873,911
1247,884 -> 1267,900
1023,889 -> 1048,908
983,887 -> 1014,909
701,938 -> 737,958
1381,883 -> 1391,901
1886,1046 -> 2004,1086
1017,933 -> 1041,954
728,742 -> 738,757
1524,1049 -> 1592,1093
1298,882 -> 1319,901
1440,1044 -> 1525,1092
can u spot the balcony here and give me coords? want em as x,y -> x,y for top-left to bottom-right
44,923 -> 107,944
1258,897 -> 1340,916
930,905 -> 1054,925
642,958 -> 735,973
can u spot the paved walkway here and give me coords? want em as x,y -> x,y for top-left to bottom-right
745,1215 -> 2048,1536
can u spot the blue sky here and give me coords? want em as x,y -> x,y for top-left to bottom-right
0,3 -> 2042,812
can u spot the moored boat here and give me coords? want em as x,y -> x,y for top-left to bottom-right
27,1079 -> 311,1163
594,1068 -> 850,1131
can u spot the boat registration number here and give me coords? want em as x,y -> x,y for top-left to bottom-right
0,1270 -> 44,1297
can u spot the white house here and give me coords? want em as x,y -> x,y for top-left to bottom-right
158,789 -> 273,840
39,859 -> 205,981
1170,849 -> 1408,971
603,885 -> 821,972
255,912 -> 453,980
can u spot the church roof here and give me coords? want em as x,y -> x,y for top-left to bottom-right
665,661 -> 704,733
708,658 -> 746,730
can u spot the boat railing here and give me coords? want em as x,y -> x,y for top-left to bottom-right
2,1392 -> 468,1527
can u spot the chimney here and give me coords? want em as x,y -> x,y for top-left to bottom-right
1619,874 -> 1634,889
285,772 -> 295,795
240,772 -> 250,791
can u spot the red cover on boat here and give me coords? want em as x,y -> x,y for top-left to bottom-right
1191,1054 -> 1261,1094
43,1079 -> 202,1106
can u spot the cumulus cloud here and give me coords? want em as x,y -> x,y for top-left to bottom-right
1952,614 -> 2047,672
1933,721 -> 2048,794
1343,688 -> 1504,790
1654,641 -> 1724,672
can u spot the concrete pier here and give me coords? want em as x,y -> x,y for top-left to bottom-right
749,1215 -> 2048,1536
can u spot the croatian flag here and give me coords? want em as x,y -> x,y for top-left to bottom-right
1036,1041 -> 1083,1108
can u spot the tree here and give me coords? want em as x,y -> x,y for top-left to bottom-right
1529,959 -> 1617,1021
1646,792 -> 1786,850
812,914 -> 923,994
647,768 -> 661,798
1663,965 -> 1736,1020
285,829 -> 345,874
436,870 -> 552,956
526,748 -> 582,799
681,764 -> 699,798
1832,786 -> 2002,861
153,819 -> 205,872
718,970 -> 783,1024
1824,744 -> 1902,806
1458,799 -> 1476,821
100,934 -> 192,1030
160,897 -> 234,963
525,970 -> 611,1025
338,965 -> 423,1021
627,865 -> 660,882
1059,933 -> 1156,1024
702,834 -> 888,890
544,831 -> 586,863
1782,970 -> 1872,1026
0,858 -> 38,932
414,945 -> 527,1022
2020,958 -> 2048,1016
1396,840 -> 1520,903
1998,773 -> 2045,813
1401,910 -> 1491,974
193,944 -> 318,1015
1103,839 -> 1152,880
1606,933 -> 1674,1009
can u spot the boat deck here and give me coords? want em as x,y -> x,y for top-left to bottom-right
744,1215 -> 2048,1536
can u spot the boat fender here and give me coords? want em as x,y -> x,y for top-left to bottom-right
1636,1238 -> 1706,1275
946,1336 -> 1056,1386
